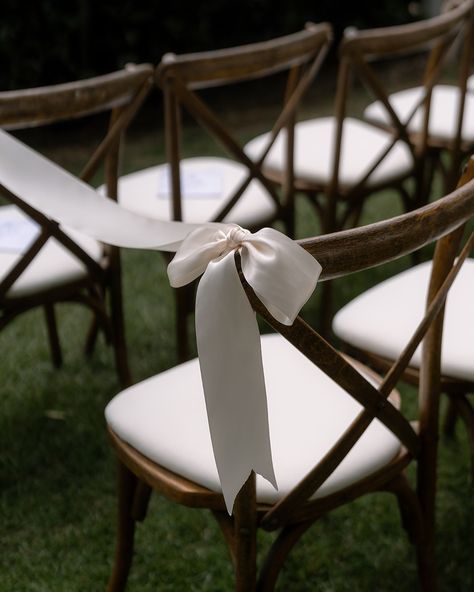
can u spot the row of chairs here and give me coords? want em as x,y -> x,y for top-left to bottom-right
104,2 -> 474,588
1,1 -> 474,590
2,2 -> 474,380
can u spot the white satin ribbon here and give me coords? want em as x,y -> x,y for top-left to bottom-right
0,129 -> 322,514
168,225 -> 321,512
0,129 -> 207,251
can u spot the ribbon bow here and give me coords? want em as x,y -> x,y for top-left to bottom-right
168,224 -> 321,513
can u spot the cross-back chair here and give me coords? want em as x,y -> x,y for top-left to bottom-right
104,156 -> 474,592
334,160 -> 474,484
113,24 -> 332,361
363,0 -> 474,196
0,65 -> 154,387
245,3 -> 473,333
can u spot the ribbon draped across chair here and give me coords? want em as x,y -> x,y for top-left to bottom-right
0,130 -> 321,513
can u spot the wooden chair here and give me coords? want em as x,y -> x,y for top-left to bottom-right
333,161 -> 474,484
112,24 -> 332,361
244,3 -> 473,333
363,0 -> 474,196
104,158 -> 474,591
0,65 -> 154,387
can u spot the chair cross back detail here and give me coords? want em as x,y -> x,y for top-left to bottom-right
0,65 -> 153,289
0,64 -> 153,385
155,23 -> 332,232
329,0 -> 473,204
240,159 -> 474,532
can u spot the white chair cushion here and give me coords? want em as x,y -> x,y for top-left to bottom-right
467,74 -> 474,93
0,205 -> 103,298
244,117 -> 413,189
364,84 -> 474,144
333,259 -> 474,383
106,333 -> 401,504
113,157 -> 277,228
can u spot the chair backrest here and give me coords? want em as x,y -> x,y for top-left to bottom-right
0,64 -> 153,300
328,0 -> 473,203
155,24 -> 332,227
238,156 -> 474,528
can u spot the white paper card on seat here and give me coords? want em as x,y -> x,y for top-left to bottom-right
157,166 -> 223,199
0,216 -> 39,253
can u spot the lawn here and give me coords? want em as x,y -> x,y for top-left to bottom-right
0,80 -> 473,591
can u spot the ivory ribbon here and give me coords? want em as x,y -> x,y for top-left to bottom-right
0,129 -> 203,251
168,225 -> 321,512
0,129 -> 321,513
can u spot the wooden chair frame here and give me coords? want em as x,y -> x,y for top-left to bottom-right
306,1 -> 472,336
154,23 -> 332,361
0,65 -> 154,387
360,0 -> 474,199
254,2 -> 473,239
106,153 -> 474,590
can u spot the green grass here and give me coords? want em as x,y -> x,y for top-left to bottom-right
1,88 -> 474,591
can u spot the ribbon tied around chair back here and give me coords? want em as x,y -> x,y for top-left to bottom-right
0,129 -> 322,514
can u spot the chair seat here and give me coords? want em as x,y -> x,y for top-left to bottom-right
0,205 -> 103,299
467,74 -> 474,92
333,259 -> 474,383
105,333 -> 401,504
364,84 -> 474,145
244,117 -> 413,190
113,157 -> 277,228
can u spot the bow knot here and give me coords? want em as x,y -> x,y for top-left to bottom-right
223,225 -> 250,252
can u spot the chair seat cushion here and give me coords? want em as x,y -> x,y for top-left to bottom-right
0,205 -> 103,298
364,85 -> 474,144
105,333 -> 401,504
467,74 -> 474,92
113,157 -> 277,228
333,259 -> 474,382
244,117 -> 413,190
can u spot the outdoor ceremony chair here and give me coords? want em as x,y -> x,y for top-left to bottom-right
244,2 -> 473,333
104,156 -> 474,591
362,0 -> 474,196
0,65 -> 153,387
333,162 -> 474,483
111,23 -> 332,361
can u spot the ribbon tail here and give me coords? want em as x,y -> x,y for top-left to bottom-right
196,251 -> 277,514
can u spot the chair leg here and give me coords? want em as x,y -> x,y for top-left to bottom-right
382,473 -> 437,589
443,396 -> 459,438
175,285 -> 194,363
257,522 -> 312,592
108,266 -> 132,388
319,280 -> 333,339
131,480 -> 152,522
452,395 -> 474,484
386,473 -> 423,546
416,533 -> 437,592
107,461 -> 140,592
233,473 -> 257,591
416,458 -> 438,591
84,314 -> 101,357
43,304 -> 62,368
